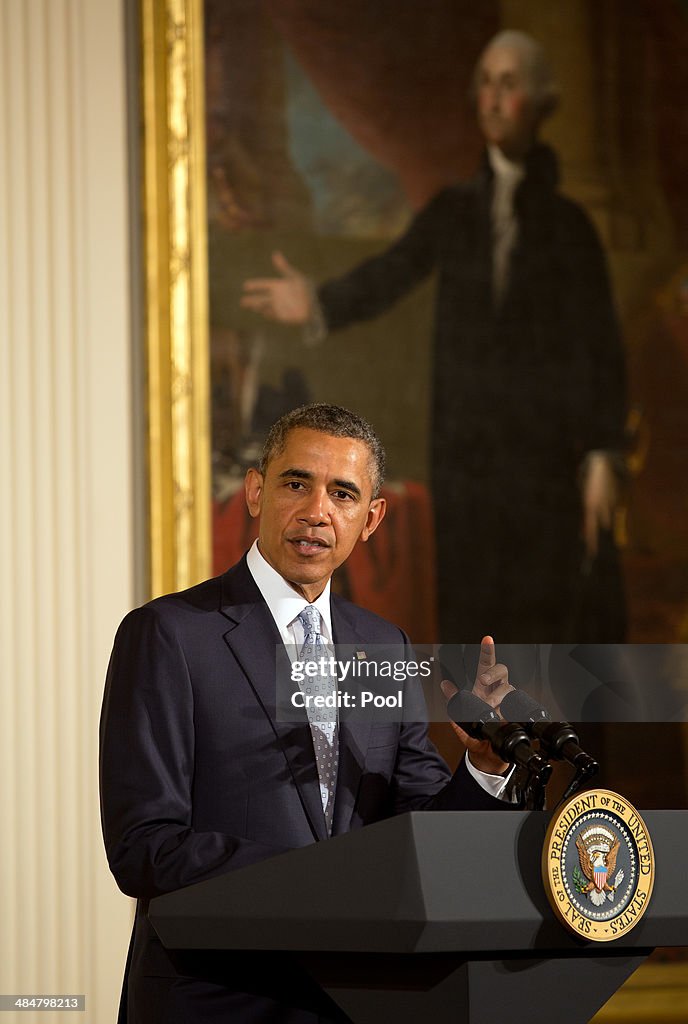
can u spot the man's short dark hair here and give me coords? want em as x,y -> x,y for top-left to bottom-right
259,403 -> 386,498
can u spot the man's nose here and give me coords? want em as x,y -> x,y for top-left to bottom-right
482,83 -> 500,111
297,489 -> 330,524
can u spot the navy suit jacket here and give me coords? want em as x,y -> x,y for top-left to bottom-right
99,556 -> 507,1022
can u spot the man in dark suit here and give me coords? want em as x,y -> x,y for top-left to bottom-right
100,403 -> 513,1023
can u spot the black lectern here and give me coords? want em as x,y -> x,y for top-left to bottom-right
149,811 -> 688,1024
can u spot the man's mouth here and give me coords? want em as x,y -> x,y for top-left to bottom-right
289,536 -> 330,554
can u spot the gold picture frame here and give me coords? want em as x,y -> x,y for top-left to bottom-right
141,0 -> 211,597
138,0 -> 688,656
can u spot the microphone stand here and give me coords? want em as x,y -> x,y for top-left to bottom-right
524,767 -> 548,810
557,757 -> 600,806
508,762 -> 548,810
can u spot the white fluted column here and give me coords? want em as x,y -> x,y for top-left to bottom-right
0,1 -> 135,1020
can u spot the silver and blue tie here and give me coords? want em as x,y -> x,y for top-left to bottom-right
297,605 -> 339,834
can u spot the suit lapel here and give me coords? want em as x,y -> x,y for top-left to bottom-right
330,596 -> 374,837
219,560 -> 328,842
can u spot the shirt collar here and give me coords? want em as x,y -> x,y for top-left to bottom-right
246,539 -> 333,642
487,144 -> 525,185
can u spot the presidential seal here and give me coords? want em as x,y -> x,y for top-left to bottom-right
542,789 -> 654,942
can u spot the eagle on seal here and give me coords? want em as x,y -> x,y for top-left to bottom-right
576,834 -> 620,906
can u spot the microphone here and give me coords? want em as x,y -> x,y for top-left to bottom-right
500,688 -> 552,723
499,689 -> 552,723
446,690 -> 552,783
499,690 -> 599,779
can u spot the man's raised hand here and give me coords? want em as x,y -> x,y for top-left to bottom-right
241,251 -> 312,324
472,635 -> 514,710
440,676 -> 510,775
439,635 -> 514,775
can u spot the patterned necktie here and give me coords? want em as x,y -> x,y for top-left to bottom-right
297,605 -> 339,834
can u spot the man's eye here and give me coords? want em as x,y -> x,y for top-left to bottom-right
287,480 -> 304,490
333,490 -> 353,501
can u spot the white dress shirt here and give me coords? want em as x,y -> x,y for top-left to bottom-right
246,539 -> 333,647
488,144 -> 525,306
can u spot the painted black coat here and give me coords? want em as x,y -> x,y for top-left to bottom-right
318,146 -> 627,641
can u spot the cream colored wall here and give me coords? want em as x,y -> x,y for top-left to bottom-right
0,0 -> 136,1020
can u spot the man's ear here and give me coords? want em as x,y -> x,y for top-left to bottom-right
245,467 -> 264,519
360,497 -> 386,542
